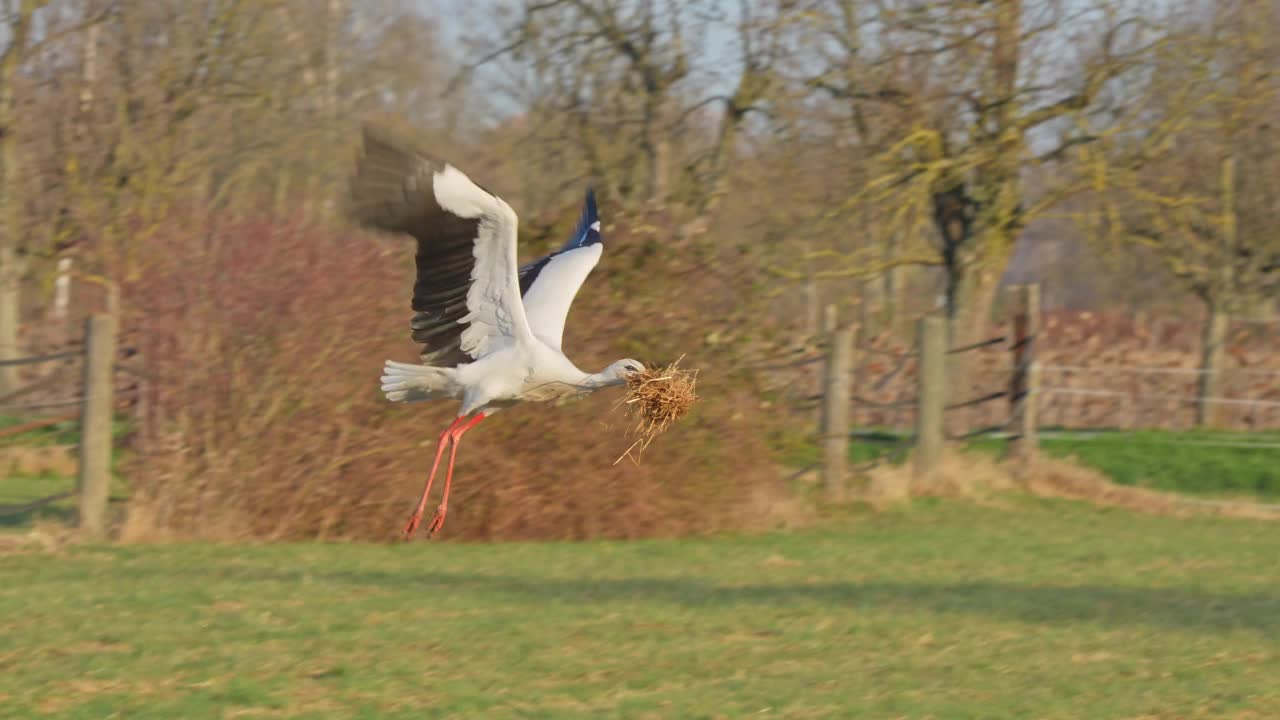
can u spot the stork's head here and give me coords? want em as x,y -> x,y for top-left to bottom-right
597,358 -> 646,387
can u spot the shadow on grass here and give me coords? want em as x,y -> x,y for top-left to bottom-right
153,565 -> 1280,637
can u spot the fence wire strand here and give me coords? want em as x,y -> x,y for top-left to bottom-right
1042,364 -> 1280,378
1043,387 -> 1280,409
0,490 -> 77,518
0,398 -> 85,412
0,349 -> 82,368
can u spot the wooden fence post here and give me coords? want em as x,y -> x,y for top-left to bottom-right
1007,284 -> 1041,463
821,312 -> 853,502
1018,361 -> 1041,460
914,316 -> 946,485
78,314 -> 116,537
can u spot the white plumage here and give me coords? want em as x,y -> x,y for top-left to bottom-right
349,127 -> 644,538
522,242 -> 604,348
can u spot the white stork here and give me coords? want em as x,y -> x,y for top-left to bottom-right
349,127 -> 645,538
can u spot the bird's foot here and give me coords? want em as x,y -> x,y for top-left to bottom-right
427,504 -> 448,537
403,511 -> 425,539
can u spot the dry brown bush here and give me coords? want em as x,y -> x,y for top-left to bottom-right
118,215 -> 788,542
861,449 -> 1016,507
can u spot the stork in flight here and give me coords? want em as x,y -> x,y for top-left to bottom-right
348,128 -> 645,538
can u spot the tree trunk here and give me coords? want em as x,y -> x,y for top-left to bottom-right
639,85 -> 671,205
945,262 -> 1003,434
324,0 -> 343,116
943,261 -> 992,344
955,266 -> 1001,347
0,6 -> 34,398
0,245 -> 18,396
1197,157 -> 1237,428
880,264 -> 899,334
76,19 -> 100,156
942,258 -> 962,341
857,279 -> 872,338
650,131 -> 670,204
1196,301 -> 1229,428
804,275 -> 820,343
1259,297 -> 1276,322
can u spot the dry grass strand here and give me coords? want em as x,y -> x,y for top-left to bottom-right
614,357 -> 699,465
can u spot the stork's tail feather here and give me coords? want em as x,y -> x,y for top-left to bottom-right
380,360 -> 456,403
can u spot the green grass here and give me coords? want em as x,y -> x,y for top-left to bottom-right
0,414 -> 131,530
0,473 -> 78,529
0,472 -> 128,531
2,500 -> 1277,718
972,429 -> 1280,498
778,429 -> 912,470
784,428 -> 1280,499
0,414 -> 132,449
0,415 -> 85,448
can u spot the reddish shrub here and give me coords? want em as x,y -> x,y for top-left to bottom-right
120,215 -> 789,542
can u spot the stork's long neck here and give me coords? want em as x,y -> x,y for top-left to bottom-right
579,369 -> 625,390
544,353 -> 616,393
538,348 -> 629,394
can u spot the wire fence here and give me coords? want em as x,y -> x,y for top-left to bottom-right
1041,364 -> 1280,378
823,348 -> 1280,436
788,285 -> 1280,503
1041,387 -> 1280,410
0,317 -> 127,533
1037,363 -> 1280,431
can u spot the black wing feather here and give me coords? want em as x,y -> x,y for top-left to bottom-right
348,127 -> 480,367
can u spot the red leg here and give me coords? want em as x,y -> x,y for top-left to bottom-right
428,412 -> 486,537
403,415 -> 466,538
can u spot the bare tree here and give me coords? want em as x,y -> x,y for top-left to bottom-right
1,0 -> 110,391
786,1 -> 1157,347
1086,0 -> 1280,426
459,0 -> 802,223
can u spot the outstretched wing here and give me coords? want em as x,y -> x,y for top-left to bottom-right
348,126 -> 536,365
516,190 -> 604,350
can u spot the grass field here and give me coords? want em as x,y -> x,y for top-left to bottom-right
2,499 -> 1277,719
970,430 -> 1280,498
783,429 -> 1280,499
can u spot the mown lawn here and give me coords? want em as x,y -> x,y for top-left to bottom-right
784,428 -> 1280,499
1009,430 -> 1280,497
2,499 -> 1277,719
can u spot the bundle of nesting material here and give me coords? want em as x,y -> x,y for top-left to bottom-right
614,357 -> 699,465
